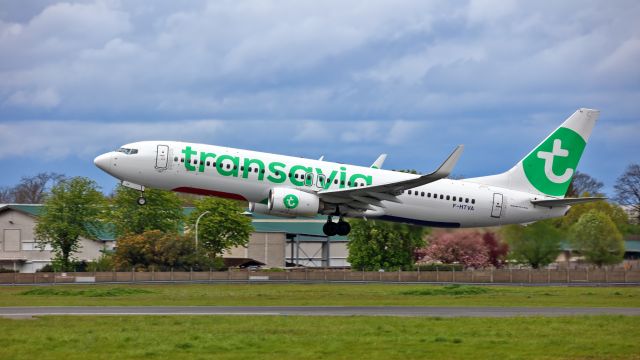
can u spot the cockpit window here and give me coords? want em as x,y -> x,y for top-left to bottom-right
117,148 -> 139,155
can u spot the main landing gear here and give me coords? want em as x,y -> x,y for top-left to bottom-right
323,216 -> 351,236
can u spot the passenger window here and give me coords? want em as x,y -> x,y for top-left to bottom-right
226,164 -> 231,169
254,168 -> 258,173
415,192 -> 418,196
408,190 -> 412,195
421,192 -> 425,197
440,195 -> 444,199
180,158 -> 184,163
212,162 -> 216,167
427,193 -> 431,198
334,179 -> 338,184
261,169 -> 265,174
446,195 -> 450,200
174,157 -> 178,162
340,181 -> 345,185
241,166 -> 244,171
453,196 -> 456,201
206,161 -> 211,166
465,198 -> 469,203
472,199 -> 476,204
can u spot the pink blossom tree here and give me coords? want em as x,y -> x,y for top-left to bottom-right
418,230 -> 492,269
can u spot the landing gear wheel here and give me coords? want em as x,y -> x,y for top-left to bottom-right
336,220 -> 351,236
323,221 -> 338,236
137,196 -> 147,206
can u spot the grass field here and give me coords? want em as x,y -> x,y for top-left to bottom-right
0,283 -> 638,307
0,315 -> 638,359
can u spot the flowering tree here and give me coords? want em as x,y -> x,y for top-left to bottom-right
482,232 -> 509,268
419,230 -> 491,269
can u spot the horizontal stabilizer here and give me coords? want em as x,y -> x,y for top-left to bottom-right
530,197 -> 606,207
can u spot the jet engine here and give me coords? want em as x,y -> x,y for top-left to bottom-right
268,188 -> 320,217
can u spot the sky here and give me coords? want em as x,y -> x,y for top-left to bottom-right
1,0 -> 638,196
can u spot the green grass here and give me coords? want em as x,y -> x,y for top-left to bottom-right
19,287 -> 154,297
400,284 -> 492,296
0,315 -> 638,359
0,283 -> 639,307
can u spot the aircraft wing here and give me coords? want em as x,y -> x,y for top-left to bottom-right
530,197 -> 606,207
318,145 -> 464,210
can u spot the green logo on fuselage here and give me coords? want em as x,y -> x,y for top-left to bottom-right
522,127 -> 585,197
283,194 -> 299,209
180,146 -> 373,189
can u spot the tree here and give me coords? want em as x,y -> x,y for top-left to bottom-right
13,172 -> 65,203
614,163 -> 640,224
110,186 -> 184,237
0,187 -> 12,203
114,230 -> 212,270
569,210 -> 624,267
186,197 -> 253,257
418,230 -> 491,269
34,177 -> 106,271
482,232 -> 509,268
0,172 -> 64,203
501,220 -> 563,268
561,199 -> 629,233
566,171 -> 604,197
347,220 -> 426,271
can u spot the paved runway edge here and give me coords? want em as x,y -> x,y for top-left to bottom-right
1,306 -> 640,317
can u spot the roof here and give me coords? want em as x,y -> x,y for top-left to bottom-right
1,204 -> 346,241
561,240 -> 640,253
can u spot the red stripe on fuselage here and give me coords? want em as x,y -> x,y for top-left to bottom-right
172,187 -> 247,201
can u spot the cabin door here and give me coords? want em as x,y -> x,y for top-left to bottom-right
491,193 -> 503,218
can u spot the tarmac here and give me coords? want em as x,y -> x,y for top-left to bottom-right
1,306 -> 639,318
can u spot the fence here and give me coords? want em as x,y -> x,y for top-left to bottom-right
1,268 -> 639,285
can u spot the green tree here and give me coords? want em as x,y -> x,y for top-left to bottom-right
110,186 -> 184,237
501,220 -> 563,268
347,220 -> 426,271
34,177 -> 106,271
562,199 -> 629,233
114,230 -> 213,270
187,197 -> 253,257
569,210 -> 624,267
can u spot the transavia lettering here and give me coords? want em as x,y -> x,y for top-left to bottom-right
181,146 -> 373,189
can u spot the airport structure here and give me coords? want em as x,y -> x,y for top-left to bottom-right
2,203 -> 639,273
0,204 -> 348,273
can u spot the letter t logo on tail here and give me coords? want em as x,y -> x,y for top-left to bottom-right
536,139 -> 574,184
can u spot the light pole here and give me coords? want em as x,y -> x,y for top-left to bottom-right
195,210 -> 211,253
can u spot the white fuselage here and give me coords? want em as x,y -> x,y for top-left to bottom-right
94,141 -> 568,228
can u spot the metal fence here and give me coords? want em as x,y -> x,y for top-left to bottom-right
1,268 -> 639,285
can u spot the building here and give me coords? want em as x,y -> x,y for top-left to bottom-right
0,204 -> 115,273
0,204 -> 349,272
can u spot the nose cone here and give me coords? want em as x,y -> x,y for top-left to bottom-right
94,153 -> 113,173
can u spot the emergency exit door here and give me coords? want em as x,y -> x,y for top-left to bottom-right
491,193 -> 503,218
155,145 -> 169,169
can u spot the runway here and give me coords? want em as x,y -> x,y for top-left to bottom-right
1,306 -> 639,318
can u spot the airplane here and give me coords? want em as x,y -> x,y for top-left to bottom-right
94,108 -> 604,236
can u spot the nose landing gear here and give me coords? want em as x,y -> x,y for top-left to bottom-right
137,195 -> 147,206
323,216 -> 351,236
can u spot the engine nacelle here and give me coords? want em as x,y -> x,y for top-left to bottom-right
248,202 -> 296,218
268,188 -> 320,217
